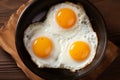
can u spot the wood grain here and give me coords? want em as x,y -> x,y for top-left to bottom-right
0,0 -> 120,80
0,0 -> 28,28
0,47 -> 29,80
0,0 -> 30,79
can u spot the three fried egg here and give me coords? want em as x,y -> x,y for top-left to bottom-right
24,2 -> 98,71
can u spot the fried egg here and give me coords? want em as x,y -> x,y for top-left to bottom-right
23,2 -> 98,72
45,2 -> 89,38
59,32 -> 98,71
24,23 -> 61,68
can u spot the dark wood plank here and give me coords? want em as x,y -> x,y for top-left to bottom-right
98,52 -> 120,80
0,47 -> 29,80
0,0 -> 120,80
89,0 -> 120,47
0,0 -> 29,79
0,0 -> 28,27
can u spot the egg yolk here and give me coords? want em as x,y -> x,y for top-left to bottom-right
69,41 -> 90,62
56,8 -> 76,29
32,37 -> 53,59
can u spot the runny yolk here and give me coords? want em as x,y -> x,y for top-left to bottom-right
32,37 -> 53,59
56,8 -> 76,29
69,41 -> 90,62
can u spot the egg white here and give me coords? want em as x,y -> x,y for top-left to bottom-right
24,23 -> 61,68
24,2 -> 98,71
45,2 -> 91,39
59,32 -> 98,71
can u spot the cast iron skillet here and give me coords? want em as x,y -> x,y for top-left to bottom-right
15,0 -> 107,80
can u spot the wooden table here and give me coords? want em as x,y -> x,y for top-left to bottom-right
0,0 -> 120,80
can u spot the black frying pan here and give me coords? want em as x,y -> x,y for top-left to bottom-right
15,0 -> 107,80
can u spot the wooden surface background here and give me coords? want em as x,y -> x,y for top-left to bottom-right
0,0 -> 120,80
